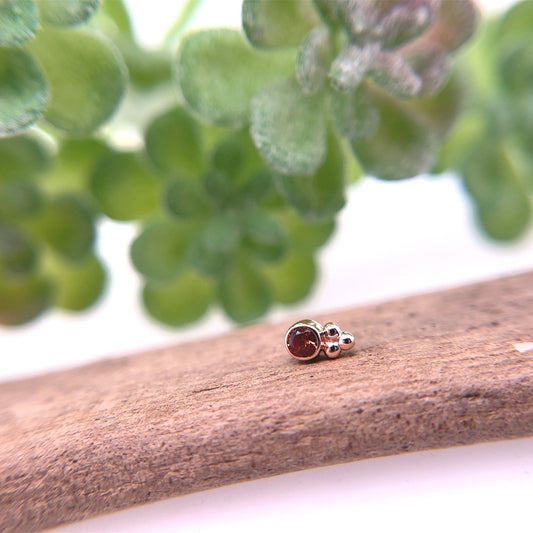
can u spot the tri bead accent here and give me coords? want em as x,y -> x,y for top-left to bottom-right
285,319 -> 355,361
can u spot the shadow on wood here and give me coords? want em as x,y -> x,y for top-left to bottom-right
1,271 -> 533,532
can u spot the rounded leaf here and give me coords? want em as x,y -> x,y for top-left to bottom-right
130,219 -> 195,281
46,138 -> 110,192
164,178 -> 211,219
498,39 -> 533,98
368,51 -> 422,98
99,0 -> 132,37
276,210 -> 335,250
145,106 -> 204,178
0,133 -> 51,179
0,273 -> 52,326
242,0 -> 318,49
251,77 -> 327,175
297,26 -> 332,93
0,48 -> 48,137
401,41 -> 450,96
36,0 -> 100,26
329,43 -> 379,93
175,29 -> 293,128
498,1 -> 533,45
352,89 -> 437,180
90,152 -> 160,221
462,141 -> 532,240
218,256 -> 271,323
0,225 -> 37,277
263,251 -> 316,304
424,0 -> 479,52
275,133 -> 345,220
0,178 -> 43,220
29,27 -> 126,134
376,0 -> 440,49
188,215 -> 241,277
143,270 -> 213,327
37,195 -> 95,261
0,0 -> 38,46
330,83 -> 379,141
47,253 -> 106,311
243,209 -> 286,262
476,190 -> 531,242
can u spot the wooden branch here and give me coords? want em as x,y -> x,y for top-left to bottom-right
1,272 -> 533,532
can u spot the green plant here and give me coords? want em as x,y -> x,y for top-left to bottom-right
437,1 -> 533,240
1,0 -> 527,330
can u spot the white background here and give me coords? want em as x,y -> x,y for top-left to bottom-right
1,1 -> 532,532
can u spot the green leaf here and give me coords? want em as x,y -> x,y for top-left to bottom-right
0,48 -> 48,137
275,132 -> 345,220
330,83 -> 379,141
145,106 -> 204,178
0,225 -> 37,277
498,0 -> 533,44
475,190 -> 531,241
0,273 -> 52,325
188,214 -> 240,277
210,129 -> 265,188
243,209 -> 286,262
36,0 -> 100,26
143,269 -> 213,327
0,133 -> 51,180
243,168 -> 275,203
118,42 -> 171,89
44,138 -> 110,193
463,141 -> 531,241
498,39 -> 533,98
352,89 -> 437,180
242,0 -> 318,49
276,210 -> 335,250
28,27 -> 126,134
202,170 -> 238,208
175,29 -> 293,128
407,73 -> 463,139
218,255 -> 271,323
263,251 -> 316,304
46,253 -> 106,311
90,152 -> 160,221
0,178 -> 43,220
313,0 -> 340,27
100,0 -> 132,37
297,26 -> 332,93
434,110 -> 485,173
251,77 -> 326,175
164,178 -> 211,219
36,195 -> 94,261
130,219 -> 195,281
0,0 -> 38,46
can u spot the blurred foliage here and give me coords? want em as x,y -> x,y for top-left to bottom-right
0,0 -> 529,329
437,1 -> 533,240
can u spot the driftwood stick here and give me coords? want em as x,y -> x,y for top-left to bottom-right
1,272 -> 533,532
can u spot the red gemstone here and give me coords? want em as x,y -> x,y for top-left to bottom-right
287,326 -> 320,359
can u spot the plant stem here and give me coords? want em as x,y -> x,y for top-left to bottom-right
164,0 -> 205,47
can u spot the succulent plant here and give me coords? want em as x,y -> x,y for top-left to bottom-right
176,0 -> 478,181
437,1 -> 533,240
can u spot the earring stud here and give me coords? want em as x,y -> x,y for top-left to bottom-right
285,319 -> 355,361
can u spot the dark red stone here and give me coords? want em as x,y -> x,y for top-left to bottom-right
287,326 -> 320,359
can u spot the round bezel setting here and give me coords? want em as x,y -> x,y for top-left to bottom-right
285,319 -> 323,361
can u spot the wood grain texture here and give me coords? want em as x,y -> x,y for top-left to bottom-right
1,271 -> 533,532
